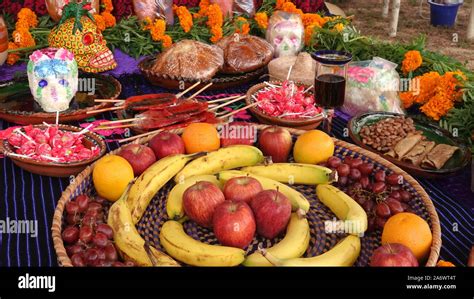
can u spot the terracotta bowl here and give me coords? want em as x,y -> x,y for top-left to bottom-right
246,82 -> 324,130
2,124 -> 106,177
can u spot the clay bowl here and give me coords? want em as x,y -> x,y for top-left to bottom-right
246,82 -> 324,130
2,124 -> 106,177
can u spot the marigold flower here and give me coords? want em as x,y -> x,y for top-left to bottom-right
17,8 -> 38,28
103,0 -> 114,12
281,2 -> 303,17
7,42 -> 20,65
302,13 -> 324,27
12,29 -> 35,47
402,50 -> 423,74
174,5 -> 193,33
234,17 -> 250,35
94,14 -> 106,31
161,34 -> 173,48
334,23 -> 345,32
101,11 -> 116,28
304,23 -> 319,46
206,4 -> 223,43
254,12 -> 268,30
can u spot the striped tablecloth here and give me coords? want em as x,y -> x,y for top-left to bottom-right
0,73 -> 472,267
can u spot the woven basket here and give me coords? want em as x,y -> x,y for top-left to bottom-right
52,124 -> 441,267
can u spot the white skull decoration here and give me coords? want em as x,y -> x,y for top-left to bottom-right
266,11 -> 304,58
27,48 -> 78,112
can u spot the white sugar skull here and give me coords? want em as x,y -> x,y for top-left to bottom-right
27,48 -> 78,112
266,11 -> 304,58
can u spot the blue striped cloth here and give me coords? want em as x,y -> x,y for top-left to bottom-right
0,74 -> 472,266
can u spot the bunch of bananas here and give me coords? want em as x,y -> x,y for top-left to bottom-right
107,143 -> 366,267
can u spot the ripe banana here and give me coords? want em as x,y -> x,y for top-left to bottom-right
241,163 -> 337,185
316,184 -> 367,235
127,153 -> 201,224
218,170 -> 310,212
174,145 -> 264,183
159,220 -> 245,267
166,175 -> 222,220
107,191 -> 180,267
261,235 -> 361,267
243,211 -> 310,267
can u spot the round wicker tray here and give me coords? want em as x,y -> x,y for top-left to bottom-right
52,124 -> 441,267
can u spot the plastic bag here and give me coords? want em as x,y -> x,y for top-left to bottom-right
266,11 -> 304,58
211,0 -> 233,17
341,57 -> 404,116
46,0 -> 99,22
133,0 -> 174,25
233,0 -> 256,17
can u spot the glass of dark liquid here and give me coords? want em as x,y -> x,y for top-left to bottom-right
312,50 -> 352,134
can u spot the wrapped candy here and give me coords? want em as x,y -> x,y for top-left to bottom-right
133,0 -> 174,25
266,11 -> 304,58
233,0 -> 256,17
0,16 -> 7,66
45,0 -> 100,22
27,48 -> 79,112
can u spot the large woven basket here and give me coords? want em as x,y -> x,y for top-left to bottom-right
52,124 -> 442,267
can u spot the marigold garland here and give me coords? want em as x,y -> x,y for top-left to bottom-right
402,50 -> 423,75
206,4 -> 223,43
234,17 -> 250,35
174,5 -> 193,33
254,12 -> 269,30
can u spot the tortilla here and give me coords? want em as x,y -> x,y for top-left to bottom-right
402,141 -> 436,166
386,134 -> 423,160
421,144 -> 459,170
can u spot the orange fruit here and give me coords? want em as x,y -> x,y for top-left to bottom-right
182,123 -> 220,154
92,155 -> 135,202
293,130 -> 334,164
382,212 -> 433,261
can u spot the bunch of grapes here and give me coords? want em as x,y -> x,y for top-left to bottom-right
62,194 -> 134,267
326,156 -> 414,231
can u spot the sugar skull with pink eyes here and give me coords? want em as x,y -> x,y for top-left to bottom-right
27,48 -> 78,112
266,11 -> 304,58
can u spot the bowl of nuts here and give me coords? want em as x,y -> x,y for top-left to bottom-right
349,112 -> 471,178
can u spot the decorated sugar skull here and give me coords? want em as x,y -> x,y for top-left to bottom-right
48,1 -> 116,73
266,11 -> 304,58
27,48 -> 78,112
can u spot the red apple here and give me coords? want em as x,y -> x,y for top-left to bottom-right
213,201 -> 256,249
370,243 -> 419,267
183,181 -> 225,228
219,122 -> 256,147
118,144 -> 156,176
223,176 -> 263,203
149,132 -> 185,159
258,126 -> 293,163
250,190 -> 291,239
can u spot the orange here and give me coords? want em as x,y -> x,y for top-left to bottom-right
382,212 -> 433,262
293,130 -> 334,164
92,155 -> 135,202
182,123 -> 220,154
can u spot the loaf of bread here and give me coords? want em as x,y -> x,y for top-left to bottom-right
268,52 -> 316,86
151,39 -> 224,81
217,33 -> 274,74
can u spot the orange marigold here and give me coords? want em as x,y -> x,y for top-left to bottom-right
12,29 -> 35,47
402,50 -> 423,74
254,12 -> 268,30
276,0 -> 290,9
399,71 -> 440,108
94,14 -> 106,31
161,34 -> 173,48
195,0 -> 211,18
235,17 -> 250,35
420,92 -> 455,121
302,13 -> 324,27
281,2 -> 303,18
304,24 -> 319,46
206,4 -> 223,43
101,11 -> 116,28
7,42 -> 20,65
103,0 -> 114,12
17,8 -> 38,28
149,19 -> 167,41
174,5 -> 193,33
334,23 -> 345,32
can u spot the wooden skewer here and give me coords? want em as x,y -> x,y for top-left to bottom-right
118,128 -> 164,144
86,106 -> 124,114
218,101 -> 262,120
208,95 -> 246,112
207,94 -> 243,104
94,99 -> 124,103
99,118 -> 139,126
188,82 -> 213,100
94,123 -> 139,131
176,81 -> 201,99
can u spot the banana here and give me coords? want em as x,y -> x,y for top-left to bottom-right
174,145 -> 264,183
166,175 -> 222,220
107,191 -> 180,267
243,211 -> 310,267
127,153 -> 201,224
241,163 -> 337,185
159,220 -> 245,267
218,170 -> 310,212
316,184 -> 367,235
261,235 -> 361,267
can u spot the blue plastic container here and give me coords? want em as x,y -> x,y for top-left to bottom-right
428,0 -> 462,27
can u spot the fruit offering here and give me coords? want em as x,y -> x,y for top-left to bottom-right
370,243 -> 419,267
118,144 -> 156,176
63,194 -> 134,267
251,190 -> 292,239
182,181 -> 225,228
223,176 -> 263,203
293,130 -> 334,164
258,126 -> 293,163
182,123 -> 220,154
92,155 -> 135,202
7,125 -> 100,163
149,132 -> 186,159
255,81 -> 323,119
213,201 -> 256,249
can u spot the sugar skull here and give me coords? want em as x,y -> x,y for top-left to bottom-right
266,11 -> 304,58
27,48 -> 79,112
48,16 -> 117,73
